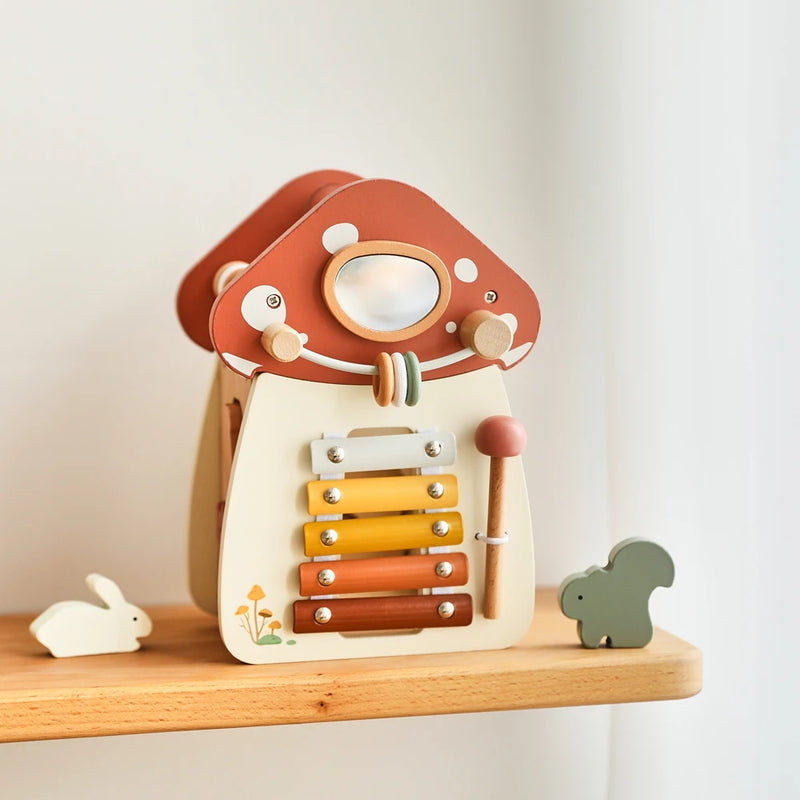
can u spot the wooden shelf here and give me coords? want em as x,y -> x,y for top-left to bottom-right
0,589 -> 701,743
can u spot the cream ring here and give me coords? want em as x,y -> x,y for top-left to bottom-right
391,352 -> 407,407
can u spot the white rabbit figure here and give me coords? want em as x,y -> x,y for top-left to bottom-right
29,574 -> 153,657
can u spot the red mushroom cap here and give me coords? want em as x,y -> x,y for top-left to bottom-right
206,178 -> 541,385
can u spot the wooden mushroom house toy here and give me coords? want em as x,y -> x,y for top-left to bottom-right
177,170 -> 541,664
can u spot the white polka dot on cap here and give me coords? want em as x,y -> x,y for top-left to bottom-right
322,223 -> 359,254
454,257 -> 478,283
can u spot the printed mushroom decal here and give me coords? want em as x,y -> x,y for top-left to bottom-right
200,178 -> 541,394
247,584 -> 266,604
235,585 -> 275,644
235,604 -> 257,643
265,620 -> 282,644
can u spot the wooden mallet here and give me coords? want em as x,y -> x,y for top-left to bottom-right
474,415 -> 527,619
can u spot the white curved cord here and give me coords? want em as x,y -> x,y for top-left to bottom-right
298,345 -> 476,376
298,348 -> 376,375
418,348 -> 474,372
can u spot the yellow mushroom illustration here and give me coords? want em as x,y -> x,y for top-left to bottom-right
234,586 -> 284,644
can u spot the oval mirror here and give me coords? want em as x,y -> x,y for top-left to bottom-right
333,254 -> 441,332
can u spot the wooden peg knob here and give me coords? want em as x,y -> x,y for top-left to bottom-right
475,415 -> 527,620
459,310 -> 514,360
213,261 -> 249,296
260,323 -> 303,363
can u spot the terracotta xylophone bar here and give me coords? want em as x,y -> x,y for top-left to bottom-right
293,592 -> 473,633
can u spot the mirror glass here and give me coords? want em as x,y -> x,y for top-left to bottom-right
333,254 -> 441,331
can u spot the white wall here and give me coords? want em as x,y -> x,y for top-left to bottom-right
0,2 -> 610,798
1,2 -> 796,798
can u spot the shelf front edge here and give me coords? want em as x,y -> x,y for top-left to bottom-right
0,589 -> 702,743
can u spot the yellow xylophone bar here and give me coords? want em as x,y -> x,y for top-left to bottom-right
303,511 -> 463,557
307,474 -> 458,516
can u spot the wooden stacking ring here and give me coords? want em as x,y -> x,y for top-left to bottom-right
403,352 -> 421,406
372,352 -> 394,407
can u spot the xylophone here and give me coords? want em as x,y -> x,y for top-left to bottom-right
177,171 -> 541,663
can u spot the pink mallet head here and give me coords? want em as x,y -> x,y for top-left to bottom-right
474,415 -> 527,458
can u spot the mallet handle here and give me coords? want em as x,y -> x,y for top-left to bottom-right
483,455 -> 508,619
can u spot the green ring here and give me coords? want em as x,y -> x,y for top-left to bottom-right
403,351 -> 421,406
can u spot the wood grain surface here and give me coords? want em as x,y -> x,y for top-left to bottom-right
0,589 -> 702,743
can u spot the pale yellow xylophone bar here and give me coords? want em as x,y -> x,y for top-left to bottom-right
303,511 -> 463,557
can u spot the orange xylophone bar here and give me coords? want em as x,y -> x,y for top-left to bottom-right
298,552 -> 469,596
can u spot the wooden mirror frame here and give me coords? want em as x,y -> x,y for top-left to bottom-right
321,240 -> 452,343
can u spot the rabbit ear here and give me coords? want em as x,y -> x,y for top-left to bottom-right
85,574 -> 126,608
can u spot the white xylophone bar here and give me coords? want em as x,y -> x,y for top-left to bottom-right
310,431 -> 456,475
